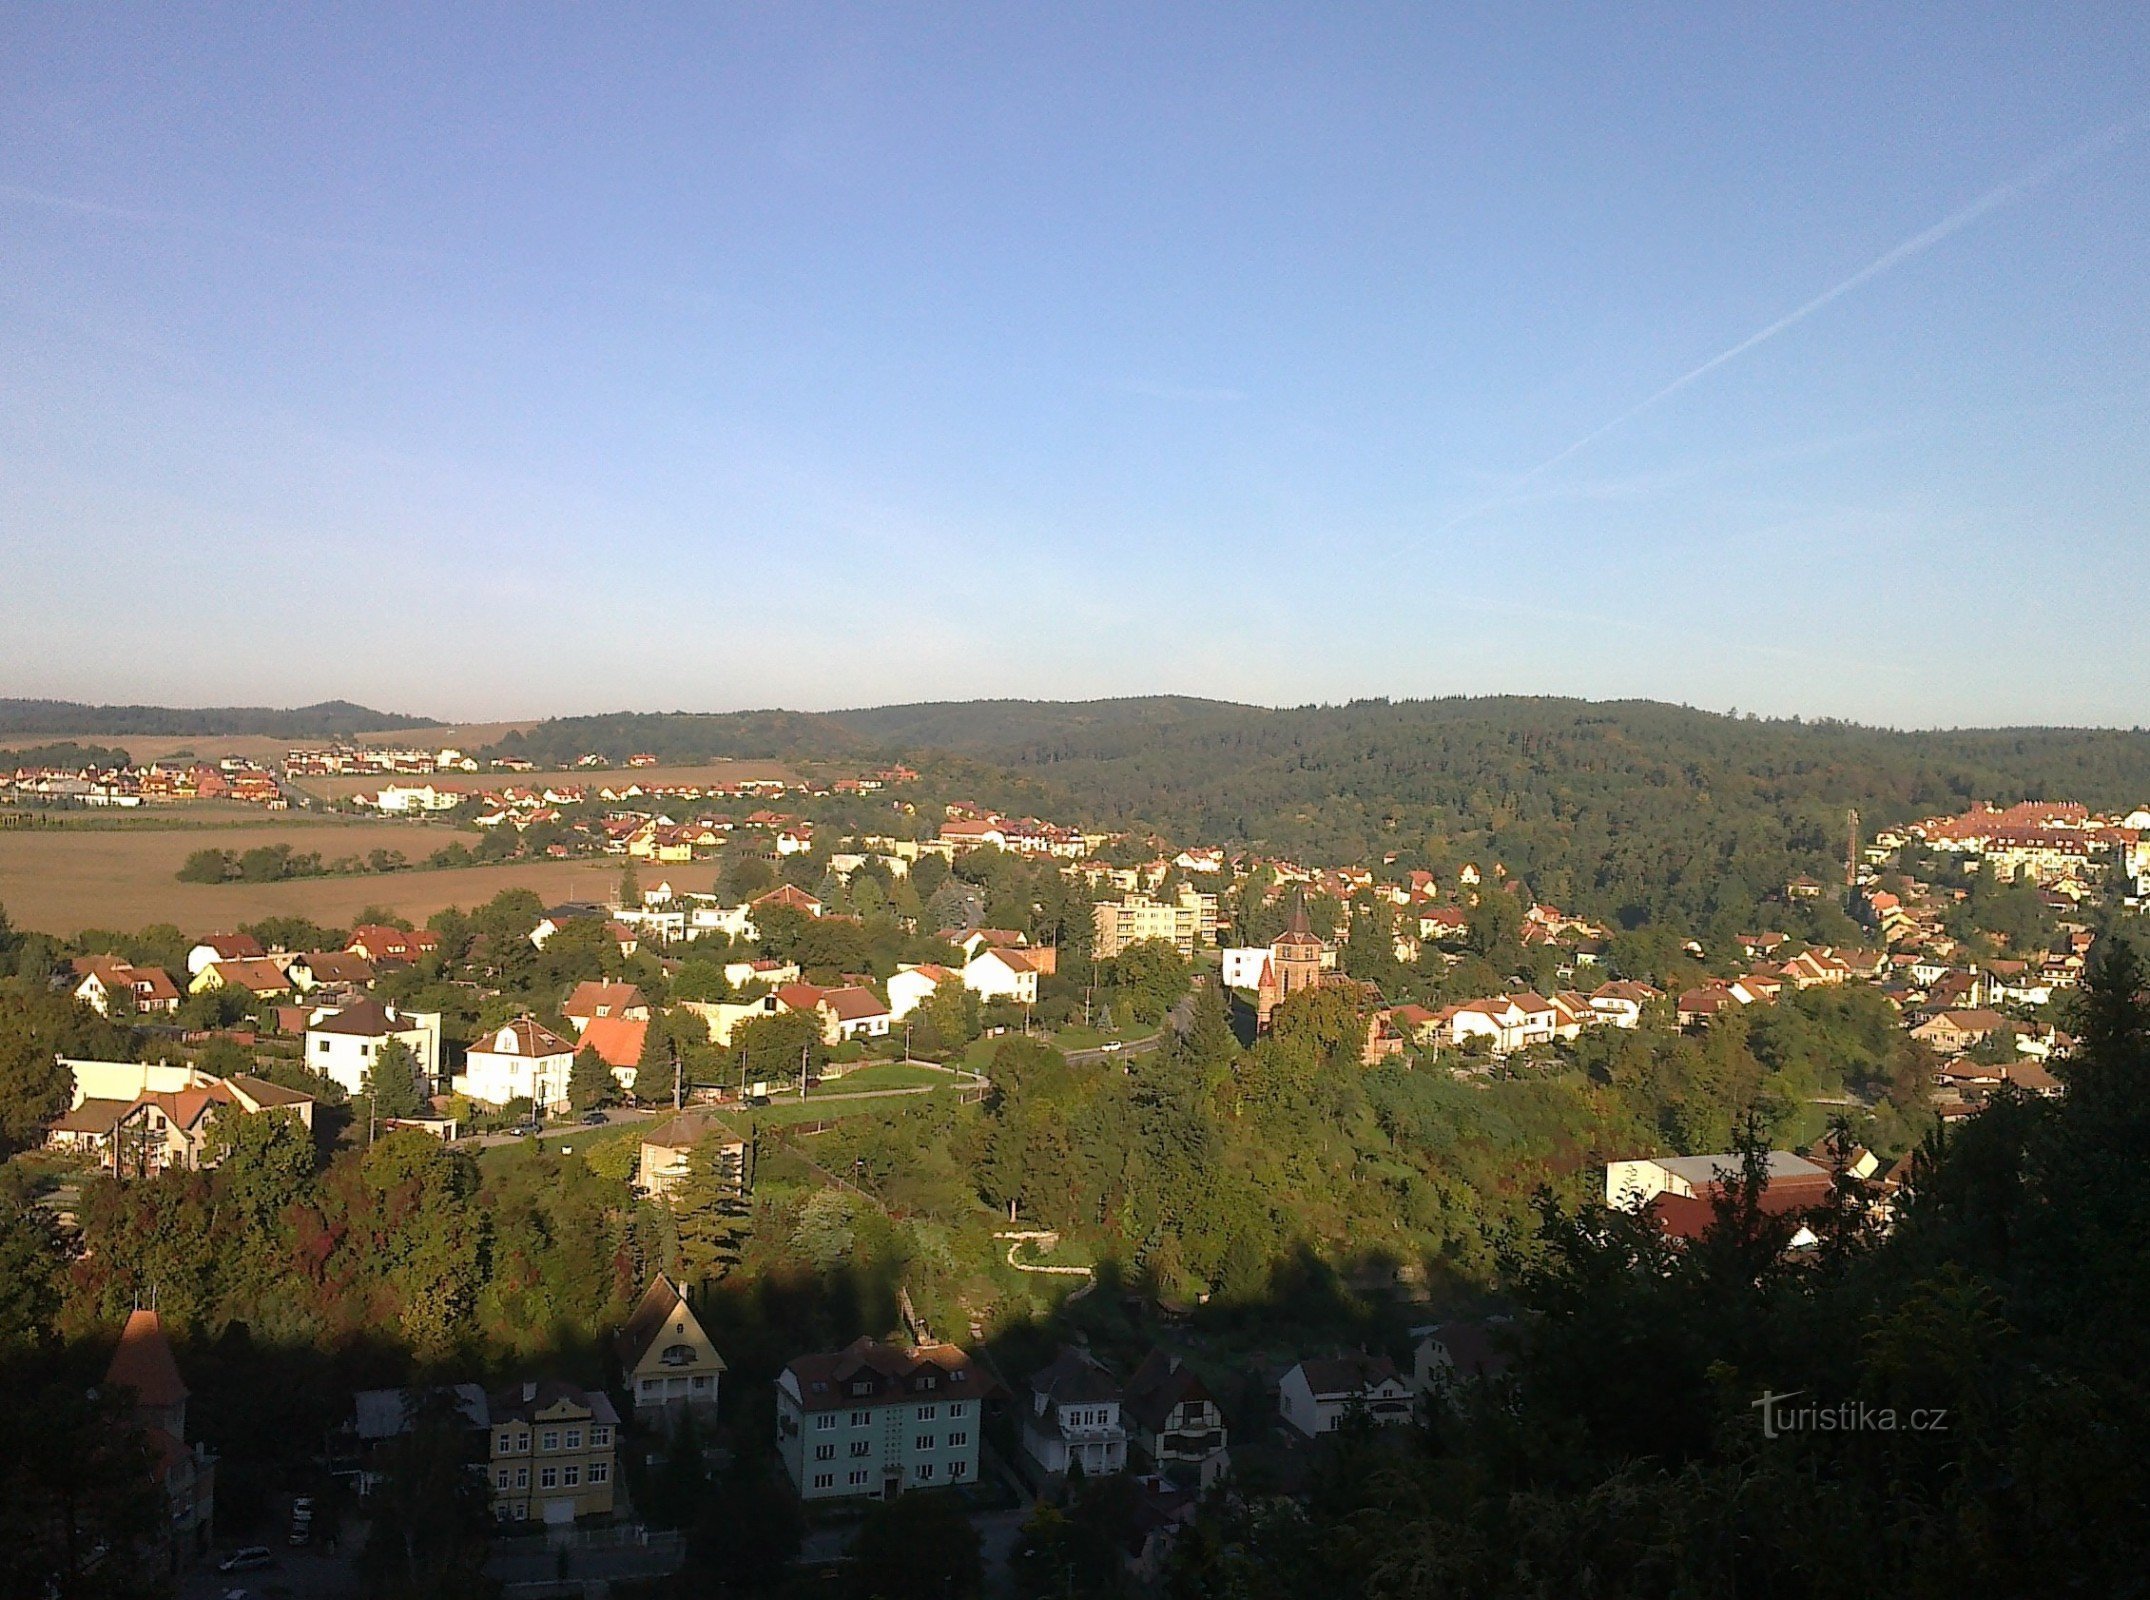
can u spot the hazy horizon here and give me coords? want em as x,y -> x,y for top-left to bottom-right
4,8 -> 2146,725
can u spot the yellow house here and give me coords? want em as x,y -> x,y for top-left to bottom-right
615,1274 -> 726,1434
485,1381 -> 619,1526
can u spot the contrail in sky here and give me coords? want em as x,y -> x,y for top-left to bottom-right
1407,123 -> 2131,550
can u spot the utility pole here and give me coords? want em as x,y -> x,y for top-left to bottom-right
671,1035 -> 683,1111
1846,808 -> 1861,890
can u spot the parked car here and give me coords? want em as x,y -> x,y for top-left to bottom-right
217,1547 -> 273,1573
581,1109 -> 608,1125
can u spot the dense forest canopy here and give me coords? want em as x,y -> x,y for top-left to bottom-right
468,696 -> 2150,934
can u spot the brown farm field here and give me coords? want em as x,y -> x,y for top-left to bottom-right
0,819 -> 629,936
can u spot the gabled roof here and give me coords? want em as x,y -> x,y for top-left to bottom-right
207,957 -> 292,994
784,1337 -> 985,1413
1030,1345 -> 1121,1406
307,997 -> 412,1038
105,1309 -> 188,1409
578,1015 -> 647,1070
1121,1349 -> 1214,1431
473,1016 -> 577,1058
641,1108 -> 743,1152
195,932 -> 265,960
615,1274 -> 727,1374
821,986 -> 890,1022
1292,1352 -> 1401,1397
564,981 -> 646,1019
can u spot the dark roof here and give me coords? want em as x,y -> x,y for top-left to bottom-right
486,1379 -> 620,1427
1121,1349 -> 1214,1431
614,1274 -> 725,1373
784,1337 -> 984,1413
1030,1346 -> 1121,1407
1293,1352 -> 1401,1397
307,998 -> 404,1037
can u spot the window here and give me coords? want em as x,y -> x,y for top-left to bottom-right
950,1461 -> 968,1479
661,1343 -> 696,1367
914,1435 -> 935,1451
539,1467 -> 558,1489
514,1467 -> 529,1489
815,1444 -> 835,1461
691,1375 -> 711,1391
541,1430 -> 559,1451
849,1410 -> 871,1427
565,1429 -> 582,1450
947,1431 -> 968,1447
915,1462 -> 935,1481
915,1404 -> 937,1420
947,1401 -> 967,1418
812,1473 -> 834,1490
850,1380 -> 873,1396
850,1440 -> 871,1457
495,1469 -> 509,1489
814,1412 -> 838,1431
515,1432 -> 529,1452
848,1469 -> 868,1486
497,1431 -> 513,1453
513,1502 -> 528,1521
591,1426 -> 610,1447
640,1378 -> 659,1395
588,1461 -> 609,1485
563,1466 -> 580,1487
317,1039 -> 330,1053
917,1374 -> 937,1390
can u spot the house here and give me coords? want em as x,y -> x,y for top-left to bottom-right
455,1017 -> 579,1113
297,950 -> 376,988
345,925 -> 440,968
1603,1150 -> 1830,1208
563,981 -> 649,1033
776,1338 -> 987,1500
186,931 -> 264,978
71,955 -> 182,1015
1912,1008 -> 2012,1054
1589,980 -> 1660,1028
818,986 -> 893,1041
615,1275 -> 726,1433
103,1309 -> 215,1568
752,883 -> 825,919
48,1061 -> 317,1177
1022,1346 -> 1129,1480
189,957 -> 293,999
304,998 -> 444,1098
484,1382 -> 620,1526
963,947 -> 1042,1006
1121,1350 -> 1229,1489
576,1015 -> 648,1096
347,1385 -> 489,1497
724,958 -> 801,991
1411,1321 -> 1513,1403
636,1109 -> 745,1199
887,963 -> 959,1021
1277,1354 -> 1414,1437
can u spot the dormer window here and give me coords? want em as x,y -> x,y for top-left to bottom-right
661,1344 -> 696,1367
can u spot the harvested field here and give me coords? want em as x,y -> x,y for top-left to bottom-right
0,819 -> 628,936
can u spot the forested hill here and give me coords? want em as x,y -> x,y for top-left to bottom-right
476,696 -> 2150,933
0,699 -> 436,738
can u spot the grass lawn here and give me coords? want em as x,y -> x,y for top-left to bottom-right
738,1083 -> 968,1128
808,1061 -> 947,1096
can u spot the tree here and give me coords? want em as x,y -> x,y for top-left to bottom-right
620,857 -> 643,908
569,1046 -> 616,1112
847,1491 -> 983,1600
1109,938 -> 1192,1028
363,1037 -> 427,1122
356,1389 -> 495,1600
0,1001 -> 80,1157
674,1134 -> 750,1282
683,1454 -> 804,1595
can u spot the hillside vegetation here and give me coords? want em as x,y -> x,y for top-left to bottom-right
0,699 -> 436,738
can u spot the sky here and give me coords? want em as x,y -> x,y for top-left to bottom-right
2,5 -> 2146,727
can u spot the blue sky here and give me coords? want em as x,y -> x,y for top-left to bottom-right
2,6 -> 2145,726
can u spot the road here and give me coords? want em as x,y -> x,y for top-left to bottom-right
1062,1033 -> 1160,1065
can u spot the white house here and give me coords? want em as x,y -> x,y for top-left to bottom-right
1022,1347 -> 1127,1479
1602,1150 -> 1828,1209
455,1017 -> 579,1113
373,783 -> 460,814
1220,948 -> 1272,990
962,947 -> 1040,1006
1277,1354 -> 1414,1438
887,964 -> 959,1021
304,999 -> 444,1098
